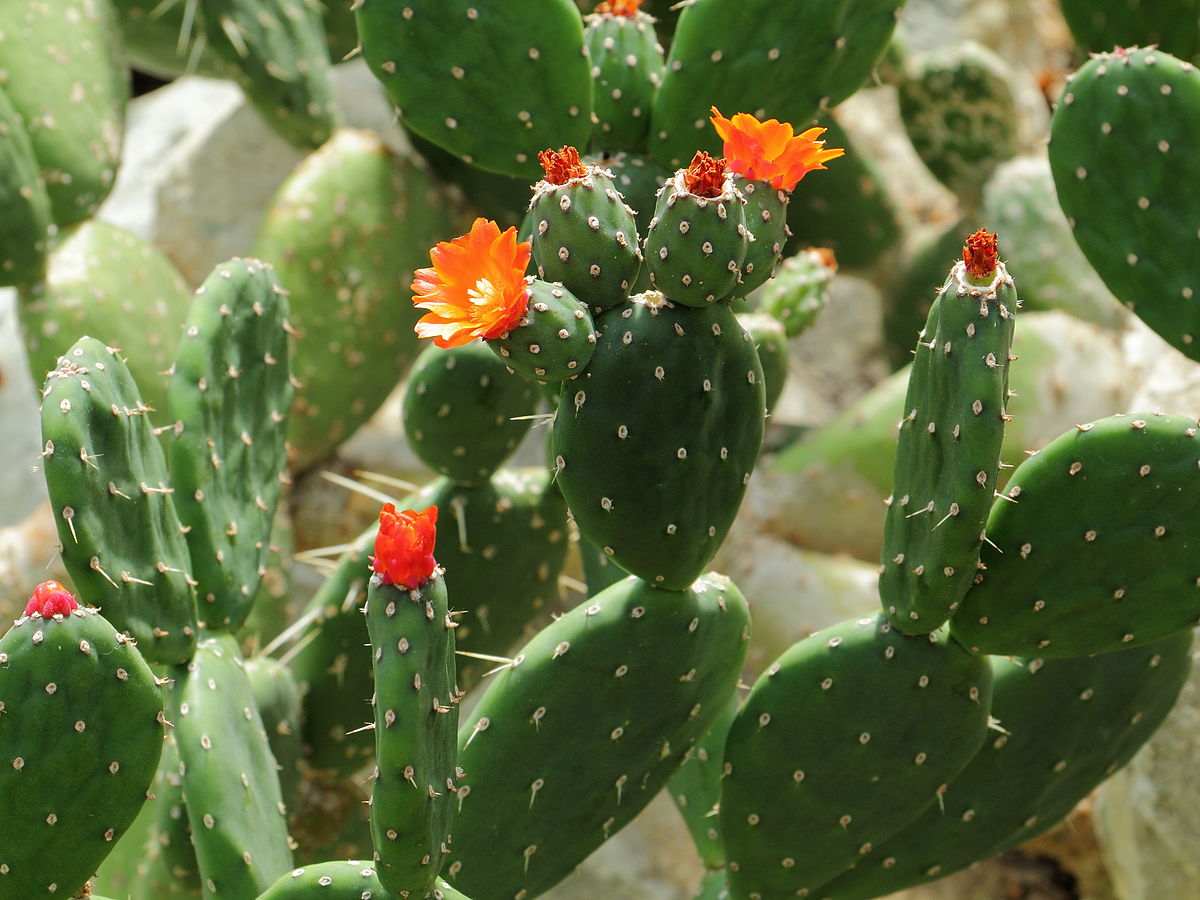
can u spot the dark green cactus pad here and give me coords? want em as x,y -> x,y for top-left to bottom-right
323,0 -> 360,61
0,0 -> 128,226
169,634 -> 294,898
899,43 -> 1018,207
168,259 -> 293,633
736,313 -> 788,416
448,573 -> 751,898
736,180 -> 790,296
584,9 -> 666,151
367,571 -> 459,895
0,85 -> 52,288
879,255 -> 1017,635
579,536 -> 629,597
818,631 -> 1193,898
201,0 -> 338,150
41,338 -> 199,665
490,279 -> 598,382
649,0 -> 903,168
1060,0 -> 1200,64
0,605 -> 164,899
529,165 -> 643,307
260,861 -> 469,899
110,0 -> 236,80
721,614 -> 994,899
953,413 -> 1200,658
255,129 -> 463,469
403,342 -> 538,486
410,130 -> 533,231
19,221 -> 193,414
697,869 -> 731,900
1049,47 -> 1200,361
753,247 -> 835,338
553,296 -> 764,589
140,732 -> 204,899
645,170 -> 749,306
246,655 -> 304,808
589,151 -> 673,235
356,0 -> 594,179
668,693 -> 737,871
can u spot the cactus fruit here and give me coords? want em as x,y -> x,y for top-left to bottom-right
200,0 -> 338,150
649,0 -> 903,168
588,151 -> 673,235
255,129 -> 462,469
954,413 -> 1200,658
668,694 -> 737,871
41,337 -> 199,666
1059,0 -> 1200,64
752,247 -> 837,338
644,153 -> 750,305
448,573 -> 751,898
584,1 -> 667,151
898,43 -> 1019,207
818,631 -> 1194,898
169,634 -> 294,898
356,0 -> 593,179
879,230 -> 1017,634
167,259 -> 293,633
490,279 -> 598,383
365,505 -> 459,896
0,86 -> 52,288
245,655 -> 304,806
0,583 -> 165,900
528,147 -> 644,307
736,313 -> 789,416
1050,47 -> 1200,361
0,0 -> 128,226
721,614 -> 994,899
260,861 -> 469,899
553,294 -> 765,589
403,342 -> 538,485
19,221 -> 193,413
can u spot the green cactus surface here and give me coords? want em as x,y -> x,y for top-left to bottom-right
584,7 -> 666,151
489,279 -> 598,383
110,0 -> 236,79
0,85 -> 52,288
589,151 -> 673,235
669,693 -> 738,872
954,413 -> 1200,658
1059,0 -> 1200,64
245,655 -> 304,807
752,247 -> 836,339
260,861 -> 470,899
168,259 -> 293,633
0,602 -> 165,900
1049,47 -> 1200,361
41,338 -> 199,665
448,573 -> 751,898
736,180 -> 790,295
356,0 -> 594,179
736,312 -> 789,416
721,614 -> 994,899
553,295 -> 765,589
139,733 -> 204,899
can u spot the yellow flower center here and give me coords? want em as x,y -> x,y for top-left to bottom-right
468,277 -> 500,307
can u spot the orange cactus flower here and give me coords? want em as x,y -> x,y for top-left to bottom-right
411,218 -> 532,349
538,146 -> 588,185
373,504 -> 439,589
710,107 -> 845,192
963,229 -> 999,280
25,580 -> 78,618
595,0 -> 643,15
683,150 -> 729,198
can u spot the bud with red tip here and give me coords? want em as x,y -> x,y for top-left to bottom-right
24,580 -> 79,618
963,229 -> 1000,281
372,504 -> 439,590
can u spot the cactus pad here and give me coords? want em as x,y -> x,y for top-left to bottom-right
668,693 -> 737,871
260,861 -> 469,899
589,151 -> 672,235
584,7 -> 665,151
490,279 -> 598,383
753,247 -> 836,338
736,312 -> 789,416
0,86 -> 52,288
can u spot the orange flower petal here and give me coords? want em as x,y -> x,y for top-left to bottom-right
710,107 -> 844,192
372,504 -> 439,589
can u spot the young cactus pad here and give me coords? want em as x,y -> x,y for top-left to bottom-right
259,861 -> 469,899
584,3 -> 666,151
0,584 -> 165,900
553,294 -> 765,589
668,693 -> 738,871
1049,47 -> 1200,361
356,0 -> 593,179
953,413 -> 1200,658
167,259 -> 293,633
488,279 -> 598,383
40,338 -> 199,665
448,573 -> 751,898
720,614 -> 994,899
879,230 -> 1017,634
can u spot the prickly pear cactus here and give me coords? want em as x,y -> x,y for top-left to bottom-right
1059,0 -> 1200,64
818,631 -> 1194,898
721,614 -> 994,899
0,0 -> 128,226
1049,46 -> 1200,361
169,634 -> 294,898
553,294 -> 764,589
736,313 -> 789,416
489,279 -> 597,383
365,505 -> 459,896
0,583 -> 165,900
356,0 -> 594,178
403,341 -> 538,486
0,85 -> 52,288
139,733 -> 203,899
168,259 -> 293,632
589,151 -> 672,235
259,861 -> 469,899
245,655 -> 304,805
668,693 -> 737,872
19,221 -> 193,413
954,413 -> 1200,658
448,573 -> 750,898
584,2 -> 666,151
110,0 -> 236,80
255,129 -> 463,469
752,247 -> 836,338
41,337 -> 199,665
879,231 -> 1017,634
